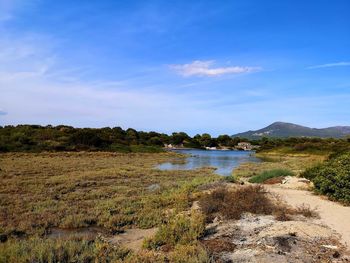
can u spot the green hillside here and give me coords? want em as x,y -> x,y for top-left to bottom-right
233,122 -> 350,139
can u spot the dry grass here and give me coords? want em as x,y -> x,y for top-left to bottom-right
295,204 -> 319,218
0,152 -> 220,238
0,151 -> 222,262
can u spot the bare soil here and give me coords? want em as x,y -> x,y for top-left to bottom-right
202,213 -> 349,262
267,184 -> 350,249
108,228 -> 158,252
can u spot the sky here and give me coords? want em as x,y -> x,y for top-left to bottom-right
0,0 -> 349,136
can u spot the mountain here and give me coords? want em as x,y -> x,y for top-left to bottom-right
233,122 -> 350,139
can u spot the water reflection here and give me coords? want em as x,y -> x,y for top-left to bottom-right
157,149 -> 260,176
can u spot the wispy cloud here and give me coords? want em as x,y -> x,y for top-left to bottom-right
170,60 -> 261,77
307,61 -> 350,69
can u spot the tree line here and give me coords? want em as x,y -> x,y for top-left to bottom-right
0,125 -> 349,153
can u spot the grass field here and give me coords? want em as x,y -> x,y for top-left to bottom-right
233,151 -> 327,178
0,152 -> 220,262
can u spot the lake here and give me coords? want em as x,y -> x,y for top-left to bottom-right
157,149 -> 260,176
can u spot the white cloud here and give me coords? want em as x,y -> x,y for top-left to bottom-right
307,61 -> 350,69
0,21 -> 348,135
169,60 -> 261,77
0,34 -> 223,132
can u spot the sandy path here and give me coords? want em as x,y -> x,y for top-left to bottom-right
268,185 -> 350,248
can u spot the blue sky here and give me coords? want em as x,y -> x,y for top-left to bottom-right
0,0 -> 349,135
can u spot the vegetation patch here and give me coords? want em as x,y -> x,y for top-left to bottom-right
201,238 -> 236,254
199,185 -> 278,221
198,185 -> 318,222
144,211 -> 205,250
223,175 -> 236,183
234,152 -> 325,178
302,152 -> 350,204
248,169 -> 295,183
0,237 -> 131,263
0,152 -> 220,262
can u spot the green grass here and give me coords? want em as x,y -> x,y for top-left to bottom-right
223,175 -> 236,183
248,169 -> 295,183
234,152 -> 326,178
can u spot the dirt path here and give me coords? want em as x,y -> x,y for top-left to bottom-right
267,185 -> 350,249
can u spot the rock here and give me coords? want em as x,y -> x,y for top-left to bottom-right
333,251 -> 341,258
321,245 -> 338,250
146,184 -> 160,192
213,216 -> 220,224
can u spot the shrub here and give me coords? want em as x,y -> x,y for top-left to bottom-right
223,175 -> 236,183
199,187 -> 227,217
295,204 -> 319,218
301,152 -> 350,204
249,169 -> 295,183
199,185 -> 277,220
167,244 -> 210,263
144,211 -> 205,249
199,185 -> 319,222
201,238 -> 236,254
221,185 -> 276,219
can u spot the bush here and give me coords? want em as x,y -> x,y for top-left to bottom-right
144,211 -> 205,249
199,185 -> 277,220
301,152 -> 350,204
249,169 -> 294,183
199,185 -> 319,222
199,187 -> 227,220
295,204 -> 319,218
223,175 -> 236,183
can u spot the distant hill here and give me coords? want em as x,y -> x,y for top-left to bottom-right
233,122 -> 350,139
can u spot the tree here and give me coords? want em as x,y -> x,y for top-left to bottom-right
70,129 -> 106,147
200,133 -> 212,147
171,132 -> 190,145
126,128 -> 139,144
217,135 -> 232,146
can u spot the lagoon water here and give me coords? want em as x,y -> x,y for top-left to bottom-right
157,149 -> 260,176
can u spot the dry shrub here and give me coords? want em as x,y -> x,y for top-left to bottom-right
199,185 -> 277,220
274,203 -> 319,221
198,187 -> 226,221
273,209 -> 293,221
295,204 -> 319,218
223,185 -> 277,219
199,185 -> 318,222
263,176 -> 285,184
201,238 -> 236,254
